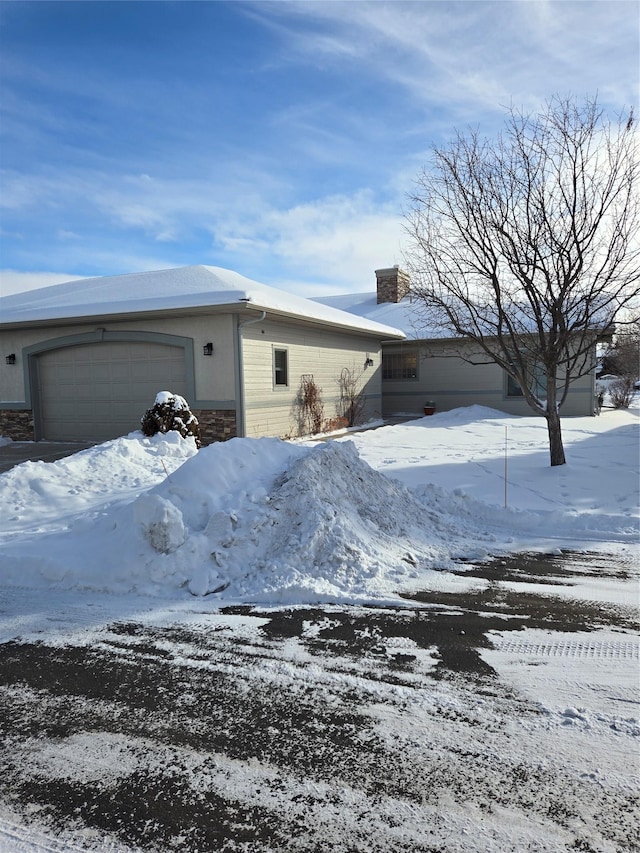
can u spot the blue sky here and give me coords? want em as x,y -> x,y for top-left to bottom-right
1,0 -> 638,297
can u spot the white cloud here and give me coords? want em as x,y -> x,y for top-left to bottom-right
256,1 -> 639,123
0,270 -> 82,297
213,189 -> 405,291
0,159 -> 406,292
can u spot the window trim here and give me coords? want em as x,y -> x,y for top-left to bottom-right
273,347 -> 289,388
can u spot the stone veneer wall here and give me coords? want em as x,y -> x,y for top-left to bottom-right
193,409 -> 237,445
0,409 -> 236,445
0,410 -> 35,441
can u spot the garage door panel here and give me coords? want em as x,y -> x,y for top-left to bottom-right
110,363 -> 132,381
130,363 -> 154,381
52,364 -> 77,383
106,403 -> 142,420
93,364 -> 114,381
51,384 -> 77,401
65,402 -> 101,421
73,365 -> 94,382
38,341 -> 188,441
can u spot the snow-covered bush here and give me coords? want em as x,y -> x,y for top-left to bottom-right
141,391 -> 201,447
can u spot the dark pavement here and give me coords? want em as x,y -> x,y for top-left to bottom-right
0,418 -> 416,475
0,440 -> 96,474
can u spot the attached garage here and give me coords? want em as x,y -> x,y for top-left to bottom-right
0,265 -> 405,445
36,341 -> 187,441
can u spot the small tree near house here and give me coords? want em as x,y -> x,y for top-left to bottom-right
141,391 -> 201,447
337,367 -> 367,427
294,370 -> 367,435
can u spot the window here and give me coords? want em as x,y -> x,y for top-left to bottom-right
382,351 -> 418,380
506,374 -> 525,397
505,361 -> 546,398
273,348 -> 288,386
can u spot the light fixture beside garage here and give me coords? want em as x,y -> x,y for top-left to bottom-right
5,354 -> 16,365
203,342 -> 214,356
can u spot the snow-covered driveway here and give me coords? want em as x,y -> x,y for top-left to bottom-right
0,552 -> 637,853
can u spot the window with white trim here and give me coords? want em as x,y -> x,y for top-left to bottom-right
273,348 -> 288,387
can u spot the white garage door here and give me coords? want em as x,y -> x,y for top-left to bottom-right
37,341 -> 188,441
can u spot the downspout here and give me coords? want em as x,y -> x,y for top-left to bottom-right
234,307 -> 266,437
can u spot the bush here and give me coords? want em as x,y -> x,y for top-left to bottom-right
608,376 -> 636,409
297,375 -> 325,435
338,367 -> 366,427
141,391 -> 201,447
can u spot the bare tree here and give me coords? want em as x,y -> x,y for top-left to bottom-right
600,323 -> 640,379
405,95 -> 639,465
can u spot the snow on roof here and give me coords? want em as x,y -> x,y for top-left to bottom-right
0,265 -> 405,339
313,292 -> 447,340
314,291 -> 611,341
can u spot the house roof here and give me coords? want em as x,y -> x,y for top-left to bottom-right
313,292 -> 445,340
0,265 -> 406,339
314,291 -> 611,342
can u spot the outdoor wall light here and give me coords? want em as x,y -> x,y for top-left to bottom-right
365,356 -> 374,367
203,343 -> 214,356
5,354 -> 16,365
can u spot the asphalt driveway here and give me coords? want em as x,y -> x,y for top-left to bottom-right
0,440 -> 96,474
0,552 -> 637,852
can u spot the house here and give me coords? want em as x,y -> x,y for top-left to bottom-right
315,267 -> 598,418
0,265 -> 405,444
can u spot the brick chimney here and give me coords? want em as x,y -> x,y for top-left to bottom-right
375,266 -> 410,304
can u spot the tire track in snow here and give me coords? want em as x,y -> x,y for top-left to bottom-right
0,818 -> 108,853
491,637 -> 639,660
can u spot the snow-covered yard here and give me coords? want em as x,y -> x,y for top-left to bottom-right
0,404 -> 638,851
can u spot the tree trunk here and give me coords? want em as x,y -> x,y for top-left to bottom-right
545,407 -> 566,466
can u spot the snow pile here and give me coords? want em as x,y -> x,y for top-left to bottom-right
0,404 -> 637,604
180,439 -> 481,601
0,431 -> 198,535
0,438 -> 487,602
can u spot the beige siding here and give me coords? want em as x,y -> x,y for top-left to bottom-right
241,319 -> 383,438
0,328 -> 43,402
0,314 -> 237,406
382,341 -> 596,418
